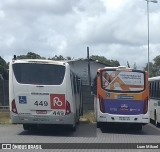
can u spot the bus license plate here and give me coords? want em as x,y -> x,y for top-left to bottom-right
119,117 -> 130,121
53,110 -> 65,116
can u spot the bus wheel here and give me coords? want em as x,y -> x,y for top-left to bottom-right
135,124 -> 142,131
23,124 -> 30,130
70,119 -> 76,131
155,117 -> 159,128
154,111 -> 158,127
97,122 -> 101,128
70,124 -> 76,131
23,124 -> 37,130
76,111 -> 80,125
76,118 -> 80,125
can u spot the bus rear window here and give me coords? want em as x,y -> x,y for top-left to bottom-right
101,70 -> 145,92
13,63 -> 65,85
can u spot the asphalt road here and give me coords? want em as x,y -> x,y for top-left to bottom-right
0,122 -> 160,152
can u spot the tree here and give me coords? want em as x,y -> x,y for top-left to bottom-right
133,62 -> 137,70
66,56 -> 74,60
0,56 -> 9,80
49,55 -> 73,61
90,55 -> 120,67
110,59 -> 120,67
153,55 -> 160,66
153,55 -> 160,76
144,62 -> 155,77
127,61 -> 130,68
16,52 -> 46,59
144,55 -> 160,77
50,55 -> 65,61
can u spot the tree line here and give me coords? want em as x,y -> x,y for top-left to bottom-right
1,52 -> 160,80
0,52 -> 120,80
145,55 -> 160,77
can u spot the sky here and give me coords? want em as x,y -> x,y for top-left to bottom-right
0,0 -> 160,69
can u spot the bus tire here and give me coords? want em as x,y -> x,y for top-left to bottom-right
155,118 -> 159,128
135,124 -> 142,131
76,111 -> 80,125
70,117 -> 76,131
70,124 -> 76,131
97,122 -> 101,128
154,110 -> 158,127
76,118 -> 80,125
23,124 -> 30,130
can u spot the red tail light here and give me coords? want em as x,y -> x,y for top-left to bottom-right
65,100 -> 71,115
143,97 -> 148,114
12,99 -> 18,114
99,95 -> 105,113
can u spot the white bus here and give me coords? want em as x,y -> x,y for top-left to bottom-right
149,76 -> 160,127
9,58 -> 82,131
95,66 -> 149,130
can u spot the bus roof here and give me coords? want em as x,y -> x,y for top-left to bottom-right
149,76 -> 160,81
11,59 -> 67,66
98,66 -> 133,71
97,66 -> 146,73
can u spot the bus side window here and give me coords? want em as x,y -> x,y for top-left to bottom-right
151,82 -> 153,98
93,76 -> 97,95
73,75 -> 77,94
77,78 -> 80,94
149,82 -> 151,97
156,81 -> 159,98
153,82 -> 155,98
158,81 -> 160,98
70,72 -> 74,96
152,82 -> 154,98
159,81 -> 160,98
155,81 -> 157,98
155,82 -> 157,98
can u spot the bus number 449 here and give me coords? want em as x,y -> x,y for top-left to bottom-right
34,101 -> 48,106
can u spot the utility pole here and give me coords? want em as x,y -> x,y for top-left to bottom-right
87,46 -> 91,87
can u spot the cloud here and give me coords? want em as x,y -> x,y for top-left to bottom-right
1,0 -> 76,15
76,0 -> 149,46
0,0 -> 160,70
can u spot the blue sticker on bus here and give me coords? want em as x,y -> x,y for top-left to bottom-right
117,96 -> 133,100
19,96 -> 27,104
105,99 -> 144,115
106,92 -> 110,97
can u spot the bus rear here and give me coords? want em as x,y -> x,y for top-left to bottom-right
9,59 -> 76,130
96,66 -> 149,130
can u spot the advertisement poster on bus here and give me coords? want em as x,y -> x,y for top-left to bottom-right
102,71 -> 144,92
101,70 -> 145,115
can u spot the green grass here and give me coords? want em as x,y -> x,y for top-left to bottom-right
0,111 -> 11,124
80,111 -> 96,123
0,111 -> 96,124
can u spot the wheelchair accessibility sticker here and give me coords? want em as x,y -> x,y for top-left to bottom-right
19,96 -> 27,104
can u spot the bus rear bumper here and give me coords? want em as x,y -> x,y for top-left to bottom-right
10,112 -> 75,125
97,113 -> 149,124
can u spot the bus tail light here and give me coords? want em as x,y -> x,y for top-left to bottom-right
65,100 -> 71,115
99,96 -> 105,113
12,99 -> 18,114
143,97 -> 148,114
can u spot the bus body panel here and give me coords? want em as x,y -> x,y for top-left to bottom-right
149,77 -> 160,125
96,98 -> 149,124
9,59 -> 80,127
95,67 -> 149,127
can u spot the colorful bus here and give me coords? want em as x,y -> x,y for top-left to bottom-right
9,58 -> 82,131
95,66 -> 149,130
149,76 -> 160,127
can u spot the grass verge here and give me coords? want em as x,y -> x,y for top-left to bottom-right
0,111 -> 96,124
80,111 -> 96,123
0,111 -> 11,124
